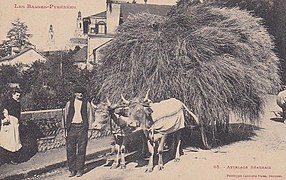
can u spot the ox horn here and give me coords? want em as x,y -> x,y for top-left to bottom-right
91,98 -> 97,109
106,97 -> 111,107
143,89 -> 150,102
121,94 -> 130,104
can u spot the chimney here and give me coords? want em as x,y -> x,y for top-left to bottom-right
106,0 -> 113,12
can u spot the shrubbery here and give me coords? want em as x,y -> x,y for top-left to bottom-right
0,50 -> 94,111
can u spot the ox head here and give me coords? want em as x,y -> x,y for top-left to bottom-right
121,90 -> 154,130
91,97 -> 138,131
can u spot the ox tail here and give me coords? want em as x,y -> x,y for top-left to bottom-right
182,103 -> 200,125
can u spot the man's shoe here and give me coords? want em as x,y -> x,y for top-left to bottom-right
69,171 -> 76,177
76,171 -> 84,177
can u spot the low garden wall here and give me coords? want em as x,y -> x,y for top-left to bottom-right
20,109 -> 110,152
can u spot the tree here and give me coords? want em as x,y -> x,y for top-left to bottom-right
0,48 -> 91,111
0,63 -> 26,107
0,18 -> 33,57
0,64 -> 24,88
19,51 -> 92,111
0,41 -> 11,58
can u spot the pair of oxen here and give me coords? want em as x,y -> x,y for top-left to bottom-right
91,91 -> 199,172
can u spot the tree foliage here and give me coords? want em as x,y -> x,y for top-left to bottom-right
0,18 -> 32,57
0,49 -> 91,111
6,18 -> 32,49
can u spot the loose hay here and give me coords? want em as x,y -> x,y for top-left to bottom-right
91,2 -> 281,128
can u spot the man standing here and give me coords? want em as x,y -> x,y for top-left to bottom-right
63,86 -> 94,177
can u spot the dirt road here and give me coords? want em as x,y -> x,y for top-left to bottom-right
26,95 -> 286,180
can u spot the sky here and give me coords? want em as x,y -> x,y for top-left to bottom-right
0,0 -> 177,50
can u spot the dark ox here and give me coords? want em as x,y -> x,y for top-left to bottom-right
91,99 -> 147,169
121,91 -> 199,172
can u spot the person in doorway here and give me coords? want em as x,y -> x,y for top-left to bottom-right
63,86 -> 94,177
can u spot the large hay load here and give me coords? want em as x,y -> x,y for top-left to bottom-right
91,1 -> 281,148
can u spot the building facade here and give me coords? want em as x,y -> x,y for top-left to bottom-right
72,0 -> 172,70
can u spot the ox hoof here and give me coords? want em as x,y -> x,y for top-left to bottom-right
158,165 -> 164,171
174,158 -> 180,162
145,167 -> 153,173
111,163 -> 119,169
120,164 -> 126,169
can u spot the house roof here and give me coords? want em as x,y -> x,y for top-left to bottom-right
120,3 -> 172,21
87,11 -> 107,18
72,46 -> 87,62
0,47 -> 36,62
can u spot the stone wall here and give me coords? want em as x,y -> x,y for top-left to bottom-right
20,109 -> 110,152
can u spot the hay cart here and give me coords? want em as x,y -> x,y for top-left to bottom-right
91,1 -> 281,151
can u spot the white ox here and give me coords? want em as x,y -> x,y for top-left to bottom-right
91,99 -> 147,169
121,91 -> 199,172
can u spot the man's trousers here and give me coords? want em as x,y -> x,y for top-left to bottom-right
66,124 -> 88,172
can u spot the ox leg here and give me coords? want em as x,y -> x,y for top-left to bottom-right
111,144 -> 120,169
174,130 -> 182,162
141,132 -> 148,158
145,139 -> 155,172
120,145 -> 126,169
105,144 -> 115,166
158,135 -> 167,171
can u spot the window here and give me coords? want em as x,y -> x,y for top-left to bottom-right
97,21 -> 106,34
98,25 -> 105,34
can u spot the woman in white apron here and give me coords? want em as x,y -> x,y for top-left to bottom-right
0,108 -> 22,164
